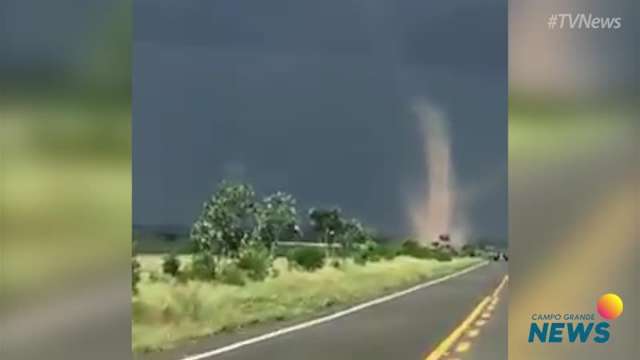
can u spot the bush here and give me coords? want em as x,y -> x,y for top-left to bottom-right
148,271 -> 162,282
399,241 -> 455,261
364,251 -> 381,263
353,251 -> 368,265
219,263 -> 246,286
460,244 -> 476,257
354,250 -> 387,264
401,239 -> 421,251
190,253 -> 217,280
162,253 -> 181,277
237,245 -> 272,281
433,250 -> 452,262
352,240 -> 398,265
288,247 -> 325,271
400,242 -> 434,259
132,257 -> 141,294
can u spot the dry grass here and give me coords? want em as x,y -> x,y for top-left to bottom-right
133,256 -> 483,352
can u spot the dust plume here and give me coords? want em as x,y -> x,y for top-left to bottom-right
410,99 -> 468,246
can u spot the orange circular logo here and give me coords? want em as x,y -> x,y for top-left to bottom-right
597,293 -> 623,320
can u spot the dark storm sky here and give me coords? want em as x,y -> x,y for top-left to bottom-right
133,0 -> 507,240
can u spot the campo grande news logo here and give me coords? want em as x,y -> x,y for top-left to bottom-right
528,293 -> 623,343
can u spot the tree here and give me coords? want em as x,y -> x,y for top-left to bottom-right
255,192 -> 300,253
190,182 -> 258,259
308,208 -> 344,256
340,219 -> 373,254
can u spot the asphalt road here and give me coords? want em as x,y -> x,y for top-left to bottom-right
444,284 -> 508,360
144,262 -> 508,360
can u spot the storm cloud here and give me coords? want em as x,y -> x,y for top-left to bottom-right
133,0 -> 507,240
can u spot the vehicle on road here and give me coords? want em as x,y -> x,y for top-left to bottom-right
490,251 -> 508,262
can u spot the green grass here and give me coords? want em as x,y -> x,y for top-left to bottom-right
132,256 -> 483,352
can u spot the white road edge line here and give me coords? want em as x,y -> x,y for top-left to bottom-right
180,261 -> 489,360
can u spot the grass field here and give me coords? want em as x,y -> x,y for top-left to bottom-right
132,255 -> 484,352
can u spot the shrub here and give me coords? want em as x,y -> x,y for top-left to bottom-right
365,251 -> 381,263
433,250 -> 452,262
148,271 -> 161,282
400,240 -> 447,259
402,246 -> 453,261
353,251 -> 368,265
288,247 -> 325,271
352,240 -> 390,265
461,244 -> 476,257
190,253 -> 217,280
400,240 -> 434,259
132,257 -> 140,294
219,263 -> 246,286
371,244 -> 398,260
237,245 -> 272,281
162,253 -> 181,277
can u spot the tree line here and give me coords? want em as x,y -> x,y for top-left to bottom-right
132,180 -> 465,293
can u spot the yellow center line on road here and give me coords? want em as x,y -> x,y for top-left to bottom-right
467,329 -> 480,338
492,275 -> 509,298
424,275 -> 508,360
455,342 -> 471,353
423,296 -> 491,360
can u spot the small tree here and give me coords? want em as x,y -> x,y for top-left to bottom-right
255,192 -> 299,253
308,208 -> 344,256
190,182 -> 258,259
339,219 -> 373,255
